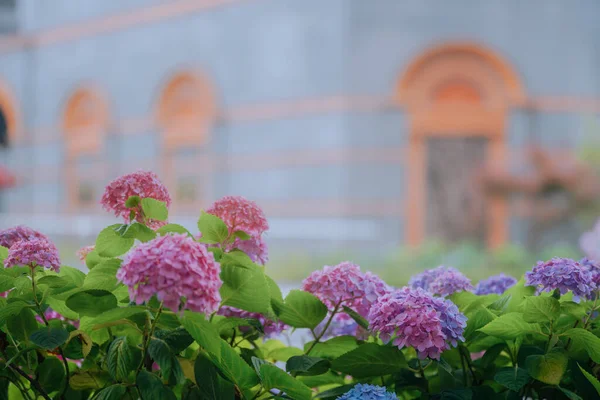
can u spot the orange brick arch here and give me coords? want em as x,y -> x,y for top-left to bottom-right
397,42 -> 526,249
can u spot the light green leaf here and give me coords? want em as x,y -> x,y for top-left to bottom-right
181,312 -> 222,358
197,212 -> 229,244
504,279 -> 536,312
209,340 -> 259,389
125,195 -> 141,208
304,335 -> 359,359
342,306 -> 368,330
83,258 -> 121,291
66,289 -> 118,317
464,307 -> 497,341
578,363 -> 600,395
478,312 -> 540,340
37,275 -> 70,288
0,245 -> 8,262
121,222 -> 156,243
91,306 -> 147,328
522,296 -> 560,323
266,274 -> 283,303
220,264 -> 271,314
330,343 -> 407,378
561,302 -> 587,320
96,224 -> 134,257
272,290 -> 327,329
141,198 -> 168,222
260,364 -> 312,400
0,274 -> 14,292
69,370 -> 111,391
563,328 -> 600,363
525,350 -> 568,385
156,223 -> 192,236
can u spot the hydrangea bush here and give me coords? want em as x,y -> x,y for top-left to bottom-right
0,171 -> 600,399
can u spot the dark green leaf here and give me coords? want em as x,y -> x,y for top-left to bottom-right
494,366 -> 530,391
194,352 -> 235,400
96,225 -> 135,257
0,300 -> 29,325
107,337 -> 133,382
559,387 -> 583,400
260,364 -> 312,400
136,371 -> 176,400
197,212 -> 229,244
331,343 -> 407,378
440,389 -> 472,400
94,384 -> 128,400
37,356 -> 65,394
66,289 -> 117,317
69,370 -> 111,391
125,195 -> 141,208
6,308 -> 37,341
286,355 -> 330,376
209,340 -> 259,389
272,290 -> 327,329
304,335 -> 358,359
154,327 -> 194,354
30,327 -> 69,349
522,296 -> 560,323
526,350 -> 568,385
578,363 -> 600,396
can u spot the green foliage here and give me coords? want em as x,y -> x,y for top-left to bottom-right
272,290 -> 327,329
197,212 -> 229,244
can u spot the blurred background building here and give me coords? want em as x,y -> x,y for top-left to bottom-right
0,0 -> 599,278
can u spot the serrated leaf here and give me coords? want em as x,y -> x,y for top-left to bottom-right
330,343 -> 406,378
181,312 -> 222,358
194,352 -> 235,400
121,222 -> 156,242
464,307 -> 497,341
0,300 -> 30,325
94,384 -> 128,400
6,308 -> 37,342
220,264 -> 271,314
564,328 -> 600,363
260,364 -> 312,400
141,197 -> 168,221
526,350 -> 568,385
36,275 -> 70,288
96,224 -> 134,257
304,335 -> 359,359
66,289 -> 117,317
478,312 -> 540,340
494,366 -> 530,391
136,370 -> 177,400
286,355 -> 330,376
197,212 -> 229,244
342,306 -> 369,330
272,290 -> 327,329
209,340 -> 259,389
154,327 -> 194,354
522,296 -> 560,323
83,258 -> 121,291
107,337 -> 133,382
156,223 -> 192,236
69,370 -> 111,390
67,330 -> 93,358
30,327 -> 69,350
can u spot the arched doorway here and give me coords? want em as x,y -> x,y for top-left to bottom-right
397,43 -> 525,248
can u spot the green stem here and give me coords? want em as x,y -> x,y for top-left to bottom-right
136,302 -> 164,376
418,361 -> 428,393
305,300 -> 343,355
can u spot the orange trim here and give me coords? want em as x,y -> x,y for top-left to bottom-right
399,42 -> 523,249
0,80 -> 21,144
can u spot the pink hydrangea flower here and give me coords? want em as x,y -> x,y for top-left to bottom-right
101,171 -> 172,230
76,245 -> 95,262
116,234 -> 222,314
0,226 -> 48,248
368,287 -> 467,360
218,306 -> 286,338
36,308 -> 79,329
230,236 -> 269,265
205,196 -> 269,237
4,238 -> 61,272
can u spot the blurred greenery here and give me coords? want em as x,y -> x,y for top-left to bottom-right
268,240 -> 584,288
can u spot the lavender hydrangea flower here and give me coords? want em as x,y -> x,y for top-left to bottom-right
580,219 -> 600,261
409,266 -> 473,297
474,273 -> 517,295
525,257 -> 596,299
4,238 -> 61,272
580,258 -> 600,287
368,287 -> 466,360
337,384 -> 397,400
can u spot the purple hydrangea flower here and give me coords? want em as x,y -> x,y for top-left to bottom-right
0,226 -> 48,249
337,383 -> 397,400
218,306 -> 286,338
368,287 -> 466,360
409,266 -> 473,297
525,257 -> 596,299
230,236 -> 269,265
580,258 -> 600,287
474,274 -> 518,295
4,238 -> 61,272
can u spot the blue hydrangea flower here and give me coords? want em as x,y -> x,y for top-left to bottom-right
337,384 -> 397,400
409,266 -> 473,297
525,257 -> 596,299
474,273 -> 517,295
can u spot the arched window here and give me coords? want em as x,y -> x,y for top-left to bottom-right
63,87 -> 109,210
157,71 -> 216,209
397,43 -> 525,248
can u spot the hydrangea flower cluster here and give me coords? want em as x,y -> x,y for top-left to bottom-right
580,257 -> 600,288
231,236 -> 269,265
116,233 -> 222,314
409,266 -> 473,297
0,225 -> 48,248
101,171 -> 172,229
474,273 -> 518,295
368,287 -> 467,360
206,196 -> 269,237
76,245 -> 95,262
580,219 -> 600,261
337,384 -> 397,400
218,306 -> 286,338
525,257 -> 596,298
4,238 -> 61,272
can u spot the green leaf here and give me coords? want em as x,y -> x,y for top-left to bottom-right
478,312 -> 540,340
197,212 -> 229,244
0,274 -> 14,292
286,355 -> 330,376
272,290 -> 327,329
156,223 -> 192,236
69,370 -> 111,390
90,306 -> 147,328
83,259 -> 121,291
181,312 -> 222,358
561,302 -> 587,320
66,289 -> 117,317
148,338 -> 182,384
136,370 -> 177,400
220,264 -> 271,314
342,306 -> 369,330
526,350 -> 568,385
494,366 -> 530,391
266,274 -> 283,303
0,300 -> 29,325
330,343 -> 407,378
578,363 -> 600,396
94,384 -> 128,400
209,340 -> 259,389
303,335 -> 359,359
58,266 -> 86,287
107,337 -> 133,382
67,330 -> 93,358
559,387 -> 583,400
37,356 -> 65,394
30,327 -> 69,349
96,224 -> 134,257
6,308 -> 37,341
141,198 -> 169,221
504,279 -> 536,312
194,353 -> 235,400
440,389 -> 473,400
125,195 -> 141,208
154,327 -> 194,354
36,275 -> 70,288
0,245 -> 8,262
121,222 -> 156,242
563,328 -> 600,363
464,307 -> 497,341
259,364 -> 312,400
522,296 -> 560,323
